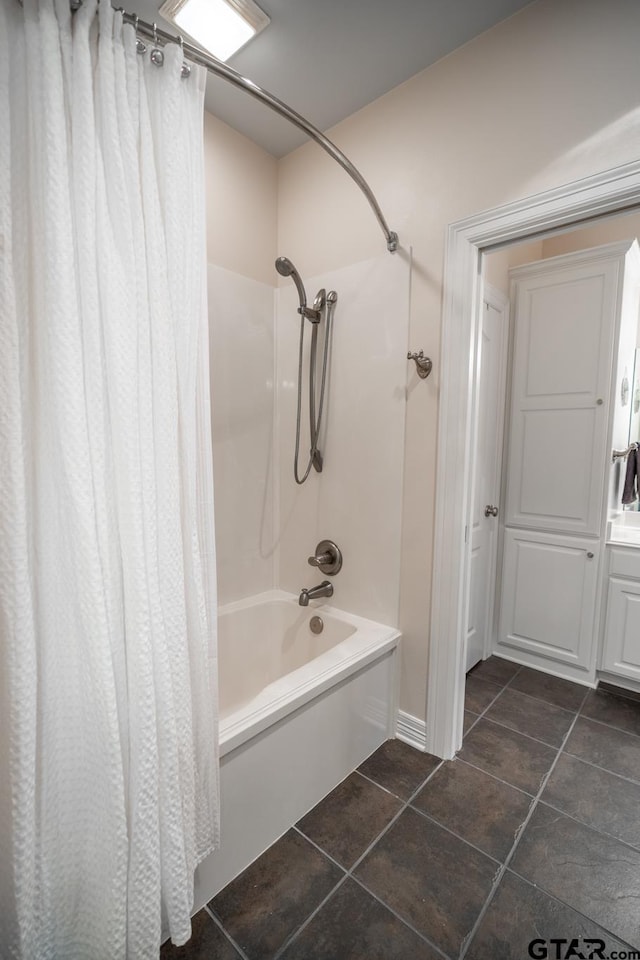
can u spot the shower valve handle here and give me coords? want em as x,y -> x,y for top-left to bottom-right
307,540 -> 343,576
308,552 -> 332,567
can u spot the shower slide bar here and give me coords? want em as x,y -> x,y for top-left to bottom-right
53,0 -> 399,254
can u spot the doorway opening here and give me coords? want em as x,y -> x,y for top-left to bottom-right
427,160 -> 640,760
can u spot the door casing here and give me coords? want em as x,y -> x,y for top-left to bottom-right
427,159 -> 640,760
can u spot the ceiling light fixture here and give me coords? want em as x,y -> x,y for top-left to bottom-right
159,0 -> 270,62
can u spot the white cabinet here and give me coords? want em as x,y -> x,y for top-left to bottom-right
498,529 -> 601,677
601,548 -> 640,683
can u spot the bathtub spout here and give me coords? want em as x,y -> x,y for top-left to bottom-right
298,581 -> 333,606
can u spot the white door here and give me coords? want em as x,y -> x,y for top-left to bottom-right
465,287 -> 508,672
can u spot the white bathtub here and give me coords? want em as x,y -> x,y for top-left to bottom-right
194,590 -> 400,907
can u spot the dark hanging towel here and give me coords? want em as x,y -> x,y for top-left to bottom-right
621,446 -> 639,505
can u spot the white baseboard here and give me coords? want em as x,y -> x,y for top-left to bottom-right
395,709 -> 427,751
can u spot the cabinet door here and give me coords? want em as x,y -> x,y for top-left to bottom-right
497,528 -> 600,673
602,577 -> 640,682
505,258 -> 619,535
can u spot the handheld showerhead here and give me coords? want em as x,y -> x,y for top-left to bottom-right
275,255 -> 308,312
275,256 -> 296,279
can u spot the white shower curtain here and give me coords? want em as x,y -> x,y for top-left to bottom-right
0,0 -> 219,956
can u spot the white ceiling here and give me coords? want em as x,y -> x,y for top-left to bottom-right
126,0 -> 534,157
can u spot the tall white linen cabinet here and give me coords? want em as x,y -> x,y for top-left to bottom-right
495,240 -> 640,688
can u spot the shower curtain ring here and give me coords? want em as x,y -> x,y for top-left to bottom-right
179,35 -> 191,78
150,23 -> 164,66
134,16 -> 146,54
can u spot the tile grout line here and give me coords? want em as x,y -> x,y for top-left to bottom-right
291,824 -> 349,873
452,755 -> 536,797
349,873 -> 453,960
354,766 -> 411,797
274,864 -> 453,960
464,682 -> 507,720
271,873 -> 351,960
303,756 -> 447,879
203,903 -> 251,960
296,756 -> 447,877
561,746 -> 640,787
464,670 -> 587,750
500,663 -> 523,687
412,747 -> 640,897
407,804 -> 502,866
458,686 -> 590,960
492,684 -> 584,718
573,710 -> 640,742
501,680 -> 640,950
465,663 -> 586,734
473,712 -> 573,751
279,759 -> 450,959
463,712 -> 481,737
406,750 -> 640,879
521,795 -> 640,857
504,863 -> 639,952
472,659 -> 596,714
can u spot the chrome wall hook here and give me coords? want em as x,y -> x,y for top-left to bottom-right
150,23 -> 164,65
407,350 -> 433,379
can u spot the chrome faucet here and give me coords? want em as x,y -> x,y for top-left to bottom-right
298,580 -> 334,607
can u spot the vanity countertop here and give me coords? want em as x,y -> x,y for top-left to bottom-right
607,512 -> 640,548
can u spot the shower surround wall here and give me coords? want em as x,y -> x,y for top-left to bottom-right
276,253 -> 411,627
207,253 -> 410,620
208,265 -> 276,604
204,112 -> 278,607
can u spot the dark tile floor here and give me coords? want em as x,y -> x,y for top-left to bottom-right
162,658 -> 640,959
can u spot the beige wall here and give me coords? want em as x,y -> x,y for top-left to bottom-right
484,240 -> 544,296
276,0 -> 640,721
541,214 -> 640,262
485,214 -> 640,295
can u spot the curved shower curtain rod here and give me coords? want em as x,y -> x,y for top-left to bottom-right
125,12 -> 398,253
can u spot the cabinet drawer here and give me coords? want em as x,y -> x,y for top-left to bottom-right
609,547 -> 640,581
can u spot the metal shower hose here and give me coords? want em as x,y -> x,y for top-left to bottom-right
294,295 -> 335,484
